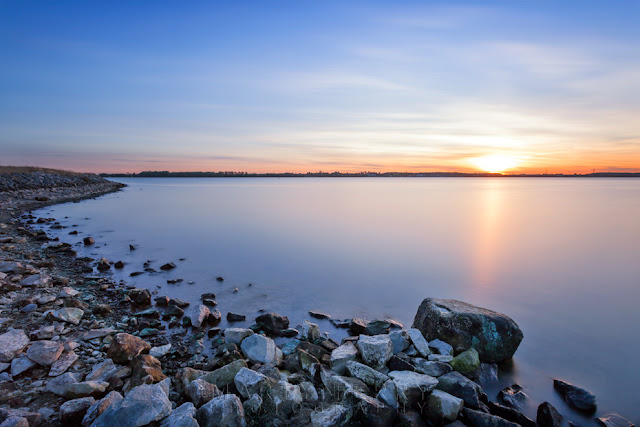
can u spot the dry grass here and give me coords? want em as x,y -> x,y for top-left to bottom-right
0,166 -> 87,176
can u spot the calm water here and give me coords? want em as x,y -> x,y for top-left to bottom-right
34,178 -> 640,423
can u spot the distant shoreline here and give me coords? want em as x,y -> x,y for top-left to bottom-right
102,171 -> 640,178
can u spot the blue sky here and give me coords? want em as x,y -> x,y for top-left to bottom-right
1,1 -> 639,173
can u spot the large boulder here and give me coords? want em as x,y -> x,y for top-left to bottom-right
240,334 -> 282,366
413,298 -> 523,363
91,383 -> 172,426
197,394 -> 246,427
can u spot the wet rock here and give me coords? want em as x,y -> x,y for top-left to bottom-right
60,397 -> 95,425
97,258 -> 110,271
186,378 -> 222,408
226,312 -> 246,322
389,330 -> 410,354
436,371 -> 483,409
240,334 -> 282,366
330,341 -> 358,375
413,358 -> 453,377
487,401 -> 535,427
107,333 -> 151,364
83,237 -> 95,245
536,402 -> 563,427
346,360 -> 389,389
553,379 -> 597,413
349,318 -> 368,336
224,328 -> 254,345
200,359 -> 247,389
388,370 -> 438,406
477,362 -> 499,386
129,288 -> 151,305
309,310 -> 331,320
413,298 -> 523,363
49,351 -> 79,376
451,347 -> 480,376
255,312 -> 290,335
463,407 -> 521,427
364,320 -> 391,335
82,391 -> 124,426
51,307 -> 84,325
0,329 -> 30,362
196,394 -> 245,427
192,305 -> 211,328
114,261 -> 125,269
428,389 -> 464,424
407,328 -> 431,357
596,413 -> 635,427
159,402 -> 198,427
160,262 -> 176,270
310,404 -> 352,427
356,334 -> 393,369
497,384 -> 527,410
92,383 -> 172,427
301,320 -> 320,341
26,340 -> 63,366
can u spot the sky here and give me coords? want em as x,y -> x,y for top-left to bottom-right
1,1 -> 639,174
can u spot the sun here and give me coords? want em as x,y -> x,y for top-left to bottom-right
470,154 -> 521,173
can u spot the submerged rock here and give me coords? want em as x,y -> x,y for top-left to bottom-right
413,298 -> 523,363
536,402 -> 563,427
596,413 -> 635,427
553,379 -> 597,413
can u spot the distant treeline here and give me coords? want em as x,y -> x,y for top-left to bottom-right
101,171 -> 640,178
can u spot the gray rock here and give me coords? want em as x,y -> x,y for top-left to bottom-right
389,330 -> 410,355
0,362 -> 8,372
388,370 -> 438,406
10,355 -> 37,376
65,381 -> 109,399
233,367 -> 271,399
45,372 -> 83,396
150,344 -> 172,358
345,389 -> 396,425
330,341 -> 358,375
0,417 -> 29,427
51,307 -> 84,325
20,273 -> 51,287
486,401 -> 535,427
92,383 -> 172,426
196,394 -> 246,427
356,334 -> 393,369
223,328 -> 254,345
407,329 -> 430,357
268,380 -> 303,416
242,394 -> 263,416
427,389 -> 464,423
255,312 -> 290,335
413,298 -> 523,363
0,329 -> 30,362
240,334 -> 282,365
186,378 -> 221,408
85,359 -> 118,382
553,379 -> 597,413
320,367 -> 370,396
436,371 -> 483,409
596,413 -> 635,427
301,320 -> 320,341
463,407 -> 521,427
82,391 -> 123,427
346,360 -> 389,389
159,403 -> 198,427
376,379 -> 398,409
27,340 -> 63,366
299,381 -> 318,403
200,359 -> 247,389
49,351 -> 78,376
310,404 -> 352,427
413,358 -> 453,377
429,339 -> 453,355
59,286 -> 80,297
428,354 -> 454,362
60,397 -> 95,425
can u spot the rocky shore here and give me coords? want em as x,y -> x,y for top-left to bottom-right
0,169 -> 635,427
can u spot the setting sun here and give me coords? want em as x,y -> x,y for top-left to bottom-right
469,154 -> 522,173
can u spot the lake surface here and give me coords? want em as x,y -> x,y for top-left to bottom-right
33,177 -> 640,423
